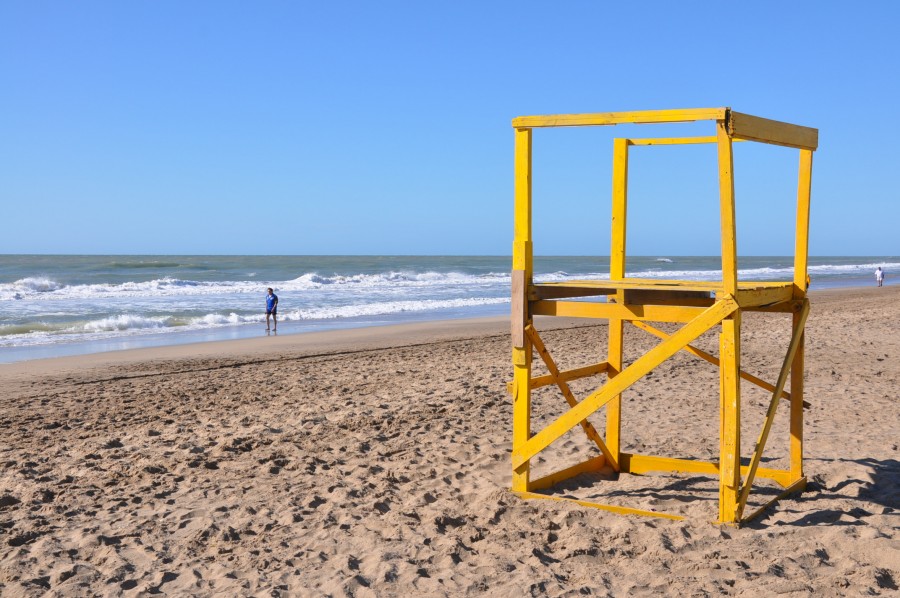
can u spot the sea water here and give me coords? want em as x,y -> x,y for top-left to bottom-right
0,255 -> 896,363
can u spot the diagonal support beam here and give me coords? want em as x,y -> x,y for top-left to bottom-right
736,299 -> 810,519
629,320 -> 810,409
740,477 -> 807,525
525,325 -> 618,470
512,298 -> 738,469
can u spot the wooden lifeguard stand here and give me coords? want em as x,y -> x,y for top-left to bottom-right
510,108 -> 817,525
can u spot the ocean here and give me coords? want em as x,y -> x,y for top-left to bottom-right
0,255 -> 895,363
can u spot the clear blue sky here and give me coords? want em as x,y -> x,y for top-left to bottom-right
1,2 -> 897,256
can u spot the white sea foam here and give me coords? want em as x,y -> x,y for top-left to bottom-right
79,314 -> 173,332
0,277 -> 66,300
189,313 -> 252,326
0,296 -> 512,347
4,261 -> 897,304
0,271 -> 510,302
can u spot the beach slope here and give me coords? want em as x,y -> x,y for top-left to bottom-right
1,288 -> 898,596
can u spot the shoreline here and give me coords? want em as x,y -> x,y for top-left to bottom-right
0,315 -> 508,380
0,305 -> 513,365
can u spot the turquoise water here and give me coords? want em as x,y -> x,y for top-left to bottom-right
0,255 -> 895,363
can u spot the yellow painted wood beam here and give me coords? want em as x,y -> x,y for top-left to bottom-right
531,300 -> 708,323
621,296 -> 715,308
719,312 -> 742,523
738,477 -> 807,526
607,137 -> 629,465
539,278 -> 724,291
627,136 -> 718,146
625,136 -> 749,146
538,279 -> 795,295
529,286 -> 612,300
620,453 -> 793,488
512,108 -> 727,129
528,455 -> 607,492
513,298 -> 738,469
790,308 -> 806,481
511,127 -> 532,346
511,382 -> 530,492
512,127 -> 532,272
628,320 -> 810,409
525,326 -> 619,470
729,111 -> 818,150
717,121 -> 738,296
793,149 -> 814,298
745,300 -> 804,314
735,286 -> 794,308
610,138 -> 629,280
538,279 -> 792,291
606,316 -> 623,463
511,271 -> 527,348
511,126 -> 533,492
624,289 -> 712,306
506,361 -> 609,394
736,300 -> 810,519
513,491 -> 685,521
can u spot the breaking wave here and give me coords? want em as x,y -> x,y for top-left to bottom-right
0,297 -> 511,347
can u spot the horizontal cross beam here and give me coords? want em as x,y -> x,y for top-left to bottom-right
506,361 -> 608,394
512,108 -> 728,129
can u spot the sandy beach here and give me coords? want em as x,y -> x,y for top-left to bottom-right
1,286 -> 898,596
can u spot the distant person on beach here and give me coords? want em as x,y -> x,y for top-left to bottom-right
266,288 -> 278,331
876,267 -> 884,287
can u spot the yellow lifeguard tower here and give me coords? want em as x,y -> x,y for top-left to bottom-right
509,108 -> 817,525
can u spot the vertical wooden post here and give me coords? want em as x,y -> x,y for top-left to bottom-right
793,150 -> 814,298
512,127 -> 533,492
719,312 -> 742,522
791,150 -> 812,483
717,118 -> 741,523
790,307 -> 805,482
610,139 -> 629,279
606,138 -> 629,470
717,120 -> 738,297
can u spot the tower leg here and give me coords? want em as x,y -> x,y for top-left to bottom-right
511,126 -> 533,492
606,313 -> 623,468
719,312 -> 741,523
606,138 -> 629,470
511,271 -> 532,492
790,309 -> 805,482
512,344 -> 531,491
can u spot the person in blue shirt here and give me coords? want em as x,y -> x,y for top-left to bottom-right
265,288 -> 278,331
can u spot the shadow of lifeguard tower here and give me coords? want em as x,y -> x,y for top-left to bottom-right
509,108 -> 817,525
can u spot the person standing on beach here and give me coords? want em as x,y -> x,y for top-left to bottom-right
266,288 -> 278,331
876,267 -> 885,287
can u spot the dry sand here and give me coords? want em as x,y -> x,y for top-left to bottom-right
0,287 -> 898,596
